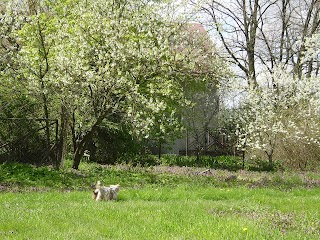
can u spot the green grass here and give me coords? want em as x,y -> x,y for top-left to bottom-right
0,161 -> 320,239
0,187 -> 319,239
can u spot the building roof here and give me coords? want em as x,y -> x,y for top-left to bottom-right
188,23 -> 207,34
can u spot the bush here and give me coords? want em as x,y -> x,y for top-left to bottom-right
160,155 -> 243,171
246,159 -> 283,172
276,140 -> 320,171
86,125 -> 143,165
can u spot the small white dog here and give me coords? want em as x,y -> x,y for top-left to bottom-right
92,181 -> 120,201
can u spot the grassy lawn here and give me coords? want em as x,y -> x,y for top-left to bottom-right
0,162 -> 320,239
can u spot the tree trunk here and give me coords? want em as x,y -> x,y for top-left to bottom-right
41,87 -> 51,163
57,103 -> 69,169
242,150 -> 245,170
40,82 -> 50,142
71,109 -> 77,153
158,139 -> 163,160
267,153 -> 273,170
72,128 -> 95,169
73,141 -> 86,170
72,112 -> 109,169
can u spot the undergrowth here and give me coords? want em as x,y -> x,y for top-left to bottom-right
0,159 -> 319,191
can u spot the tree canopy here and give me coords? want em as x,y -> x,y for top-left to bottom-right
0,0 -> 228,168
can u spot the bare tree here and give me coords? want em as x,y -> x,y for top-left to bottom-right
192,0 -> 320,86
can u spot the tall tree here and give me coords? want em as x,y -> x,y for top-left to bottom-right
2,0 -> 228,169
193,0 -> 320,86
191,0 -> 320,167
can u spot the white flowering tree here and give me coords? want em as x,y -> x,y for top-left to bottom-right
235,66 -> 320,169
4,0 -> 226,168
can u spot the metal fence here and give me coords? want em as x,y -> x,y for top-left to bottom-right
179,129 -> 238,157
0,118 -> 58,165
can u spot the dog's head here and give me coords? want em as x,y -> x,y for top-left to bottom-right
95,181 -> 102,188
92,189 -> 99,200
110,184 -> 120,192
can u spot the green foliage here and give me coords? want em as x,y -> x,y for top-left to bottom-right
0,66 -> 46,163
89,153 -> 285,172
87,123 -> 143,165
0,0 -> 229,168
0,161 -> 194,190
246,159 -> 284,172
0,119 -> 56,164
118,154 -> 161,167
1,161 -> 320,191
161,155 -> 242,170
158,154 -> 284,172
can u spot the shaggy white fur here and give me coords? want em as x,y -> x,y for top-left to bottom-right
92,181 -> 120,201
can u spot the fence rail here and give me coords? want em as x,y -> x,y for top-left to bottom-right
0,118 -> 58,165
181,129 -> 237,157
